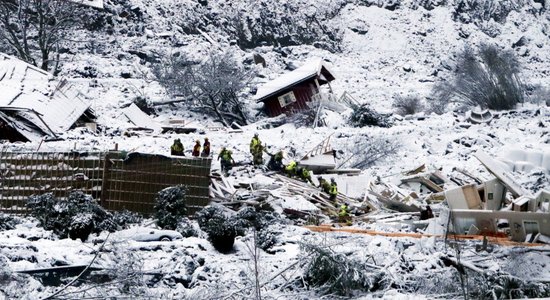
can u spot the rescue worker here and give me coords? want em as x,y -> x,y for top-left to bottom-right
267,150 -> 284,171
253,143 -> 265,166
218,146 -> 235,174
329,177 -> 338,202
298,167 -> 314,184
201,137 -> 211,157
192,140 -> 201,157
250,133 -> 262,164
420,205 -> 434,220
170,139 -> 184,156
338,202 -> 352,225
285,160 -> 297,177
317,176 -> 331,193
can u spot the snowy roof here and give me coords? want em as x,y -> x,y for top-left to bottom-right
0,53 -> 91,141
255,58 -> 336,103
122,103 -> 163,133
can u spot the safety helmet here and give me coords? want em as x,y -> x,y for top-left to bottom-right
205,137 -> 209,140
196,140 -> 200,143
254,132 -> 259,137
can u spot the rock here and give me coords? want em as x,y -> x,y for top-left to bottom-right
120,71 -> 132,79
349,19 -> 369,35
512,36 -> 529,48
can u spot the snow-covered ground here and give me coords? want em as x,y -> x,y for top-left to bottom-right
1,0 -> 550,298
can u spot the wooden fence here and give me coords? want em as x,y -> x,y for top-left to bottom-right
0,151 -> 212,215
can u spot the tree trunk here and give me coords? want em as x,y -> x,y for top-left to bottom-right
41,49 -> 49,71
209,95 -> 229,126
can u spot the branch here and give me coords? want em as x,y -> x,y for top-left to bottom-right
41,233 -> 110,300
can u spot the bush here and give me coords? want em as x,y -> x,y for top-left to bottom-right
256,227 -> 279,252
301,240 -> 376,296
235,207 -> 281,251
349,103 -> 392,128
69,213 -> 95,242
392,94 -> 424,116
0,214 -> 19,231
176,218 -> 198,238
526,84 -> 550,106
431,43 -> 524,111
26,191 -> 114,241
111,209 -> 143,229
196,205 -> 246,253
154,186 -> 188,230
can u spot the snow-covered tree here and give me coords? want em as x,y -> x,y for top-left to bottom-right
153,51 -> 253,126
0,0 -> 82,72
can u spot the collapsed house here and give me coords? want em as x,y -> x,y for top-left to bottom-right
255,58 -> 340,118
446,151 -> 550,242
0,53 -> 95,142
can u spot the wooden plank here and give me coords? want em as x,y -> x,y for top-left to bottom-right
474,150 -> 527,198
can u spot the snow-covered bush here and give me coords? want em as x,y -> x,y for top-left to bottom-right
235,207 -> 281,251
154,185 -> 188,230
256,227 -> 279,252
0,214 -> 19,231
69,213 -> 95,242
392,94 -> 424,116
431,43 -> 524,111
111,209 -> 143,229
525,83 -> 550,106
0,255 -> 11,284
301,240 -> 378,296
196,205 -> 246,253
26,191 -> 114,240
348,103 -> 393,128
235,207 -> 279,230
176,218 -> 198,238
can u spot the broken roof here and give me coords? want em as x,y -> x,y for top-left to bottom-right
0,53 -> 91,141
122,103 -> 163,133
255,58 -> 336,103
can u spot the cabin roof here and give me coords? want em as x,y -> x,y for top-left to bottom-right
255,58 -> 336,103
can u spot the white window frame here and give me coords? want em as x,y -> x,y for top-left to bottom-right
278,91 -> 297,108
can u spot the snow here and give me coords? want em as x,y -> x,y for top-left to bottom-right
122,103 -> 163,132
1,0 -> 550,298
0,54 -> 90,140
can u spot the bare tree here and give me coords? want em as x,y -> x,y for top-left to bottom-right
431,43 -> 524,111
392,93 -> 424,116
153,51 -> 253,126
0,0 -> 81,72
339,135 -> 401,170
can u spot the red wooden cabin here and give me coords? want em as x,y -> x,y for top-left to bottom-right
255,58 -> 336,117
